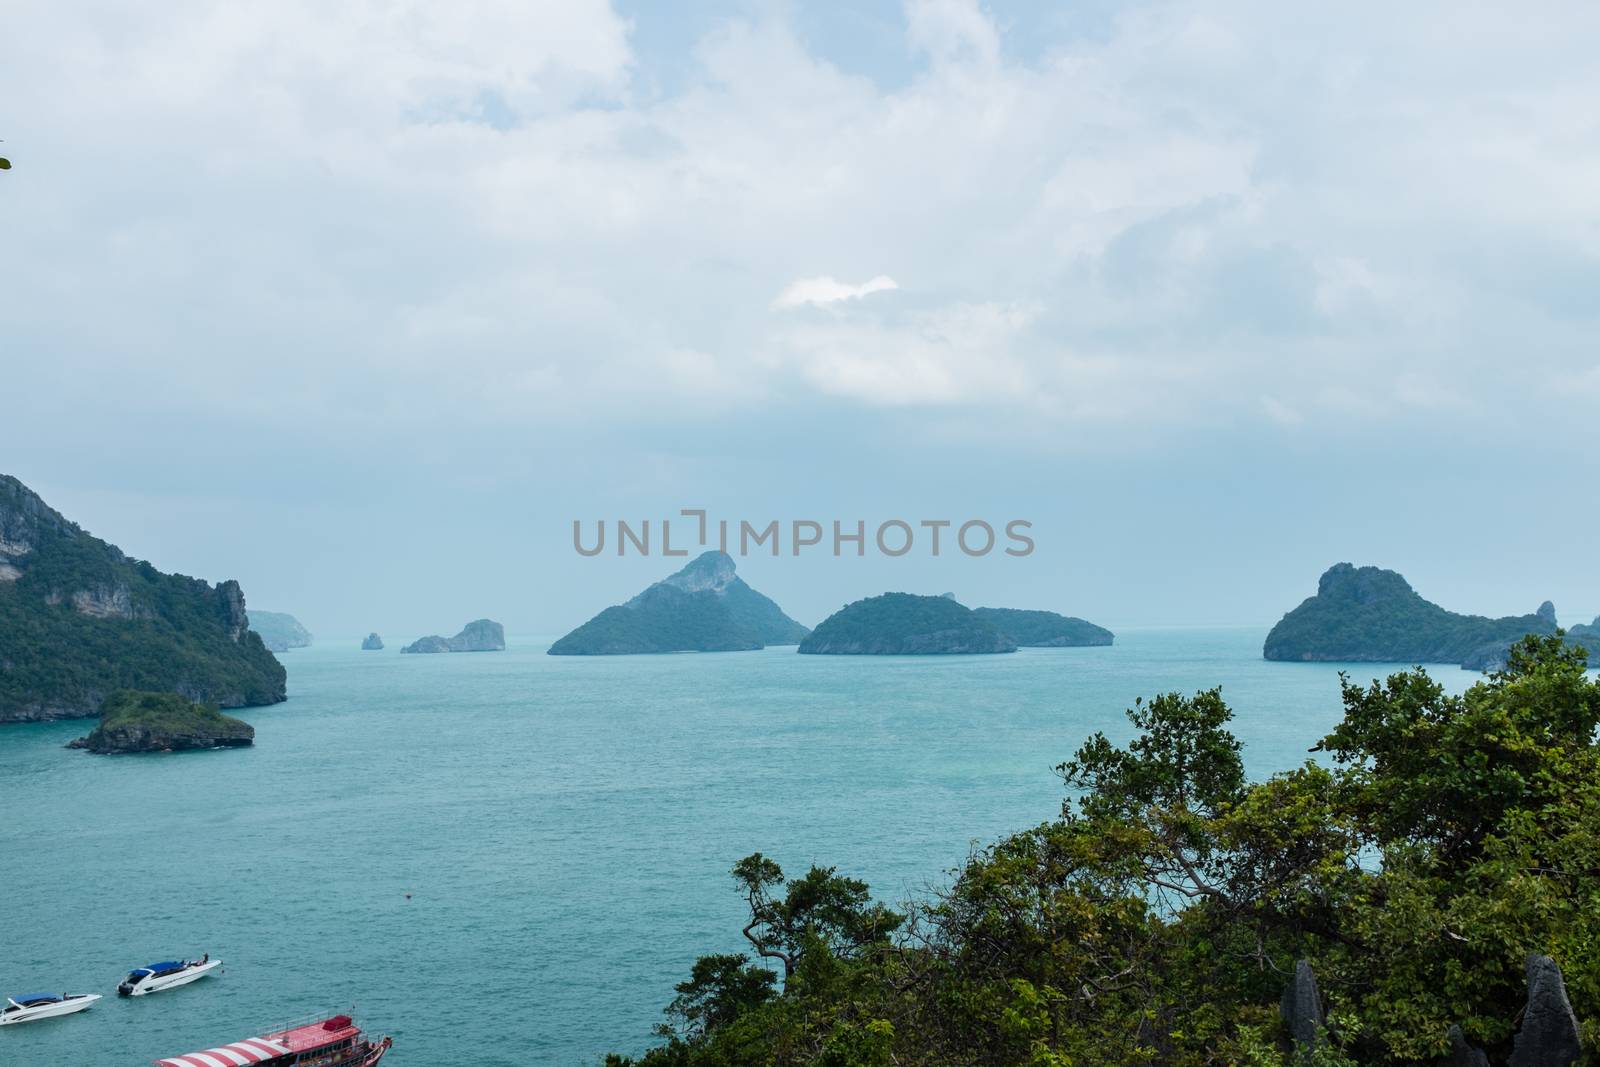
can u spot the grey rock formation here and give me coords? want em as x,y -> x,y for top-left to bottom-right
1537,600 -> 1558,625
401,619 -> 505,654
361,632 -> 384,650
1280,959 -> 1324,1052
1443,1025 -> 1489,1067
1509,955 -> 1580,1067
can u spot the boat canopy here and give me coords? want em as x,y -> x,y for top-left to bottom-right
155,1036 -> 290,1067
11,993 -> 63,1006
142,961 -> 185,973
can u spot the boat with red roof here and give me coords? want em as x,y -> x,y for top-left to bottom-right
154,1013 -> 391,1067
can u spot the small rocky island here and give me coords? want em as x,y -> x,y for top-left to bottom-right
247,610 -> 313,653
0,473 -> 287,723
1461,609 -> 1600,671
1264,563 -> 1555,665
401,618 -> 505,654
361,632 -> 384,650
68,690 -> 254,754
549,551 -> 808,655
971,607 -> 1114,647
798,593 -> 1017,655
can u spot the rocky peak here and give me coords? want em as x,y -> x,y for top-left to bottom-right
1537,600 -> 1557,625
1316,563 -> 1415,605
0,473 -> 85,580
658,550 -> 738,595
215,580 -> 249,642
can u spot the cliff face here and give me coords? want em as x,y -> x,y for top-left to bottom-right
401,619 -> 506,653
1263,563 -> 1555,664
799,593 -> 1017,655
0,474 -> 287,722
549,551 -> 807,655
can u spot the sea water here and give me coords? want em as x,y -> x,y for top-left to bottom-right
0,629 -> 1484,1066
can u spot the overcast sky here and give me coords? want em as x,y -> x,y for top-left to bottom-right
2,0 -> 1597,640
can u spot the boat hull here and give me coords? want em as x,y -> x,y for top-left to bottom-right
122,959 -> 221,996
0,994 -> 101,1025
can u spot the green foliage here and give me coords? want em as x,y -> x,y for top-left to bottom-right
96,689 -> 246,732
549,585 -> 763,654
971,607 -> 1114,647
799,593 -> 1016,654
609,634 -> 1600,1066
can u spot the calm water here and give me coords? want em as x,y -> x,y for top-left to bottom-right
0,629 -> 1484,1067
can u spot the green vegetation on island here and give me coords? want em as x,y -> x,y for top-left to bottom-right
0,474 -> 287,723
400,618 -> 505,653
68,689 -> 254,753
1263,563 -> 1554,664
246,609 -> 313,652
971,607 -> 1114,647
605,634 -> 1600,1066
798,593 -> 1017,654
549,551 -> 808,655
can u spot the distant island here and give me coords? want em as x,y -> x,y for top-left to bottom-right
247,610 -> 312,653
549,551 -> 808,655
0,473 -> 287,723
67,690 -> 254,754
798,593 -> 1017,655
361,632 -> 384,650
1461,611 -> 1600,671
401,618 -> 505,653
971,607 -> 1113,647
1264,563 -> 1555,664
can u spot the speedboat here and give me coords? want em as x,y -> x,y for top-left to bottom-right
0,992 -> 102,1025
117,957 -> 222,996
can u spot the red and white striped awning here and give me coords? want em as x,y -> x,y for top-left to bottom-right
155,1037 -> 290,1067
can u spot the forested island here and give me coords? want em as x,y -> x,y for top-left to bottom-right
1263,563 -> 1555,664
603,635 -> 1600,1066
549,551 -> 808,655
246,610 -> 312,653
0,473 -> 287,722
971,606 -> 1113,647
68,689 -> 255,754
798,593 -> 1016,654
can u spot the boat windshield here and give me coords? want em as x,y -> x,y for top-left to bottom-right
127,971 -> 149,982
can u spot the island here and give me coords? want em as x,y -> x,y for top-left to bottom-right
1461,610 -> 1600,671
361,632 -> 384,650
1263,563 -> 1555,663
247,610 -> 313,653
400,618 -> 505,653
548,551 -> 809,655
67,690 -> 255,754
798,593 -> 1017,655
972,607 -> 1114,647
0,473 -> 287,723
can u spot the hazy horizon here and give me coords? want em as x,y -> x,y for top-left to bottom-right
5,1 -> 1598,638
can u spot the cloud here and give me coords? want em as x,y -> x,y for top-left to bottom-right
772,275 -> 900,310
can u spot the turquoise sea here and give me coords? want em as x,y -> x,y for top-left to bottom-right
0,629 -> 1487,1067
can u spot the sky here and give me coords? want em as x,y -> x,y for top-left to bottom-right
2,0 -> 1598,641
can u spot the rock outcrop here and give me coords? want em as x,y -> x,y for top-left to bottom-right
1263,564 -> 1555,664
1461,619 -> 1600,672
67,690 -> 254,754
401,618 -> 506,654
1509,955 -> 1581,1067
1443,1025 -> 1489,1067
549,551 -> 808,655
0,473 -> 287,722
1279,959 -> 1324,1053
361,632 -> 384,650
247,610 -> 312,653
971,607 -> 1114,647
798,593 -> 1017,655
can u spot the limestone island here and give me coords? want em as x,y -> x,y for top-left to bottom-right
1263,563 -> 1555,664
971,607 -> 1114,647
67,690 -> 254,754
401,618 -> 505,653
798,593 -> 1017,655
361,632 -> 384,650
549,550 -> 808,655
1461,609 -> 1600,671
247,610 -> 312,653
0,473 -> 287,723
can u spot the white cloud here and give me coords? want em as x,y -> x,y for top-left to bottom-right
772,275 -> 900,310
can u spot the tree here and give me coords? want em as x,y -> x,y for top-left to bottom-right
732,853 -> 903,980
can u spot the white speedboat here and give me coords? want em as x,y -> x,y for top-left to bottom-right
0,992 -> 102,1025
117,957 -> 222,996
